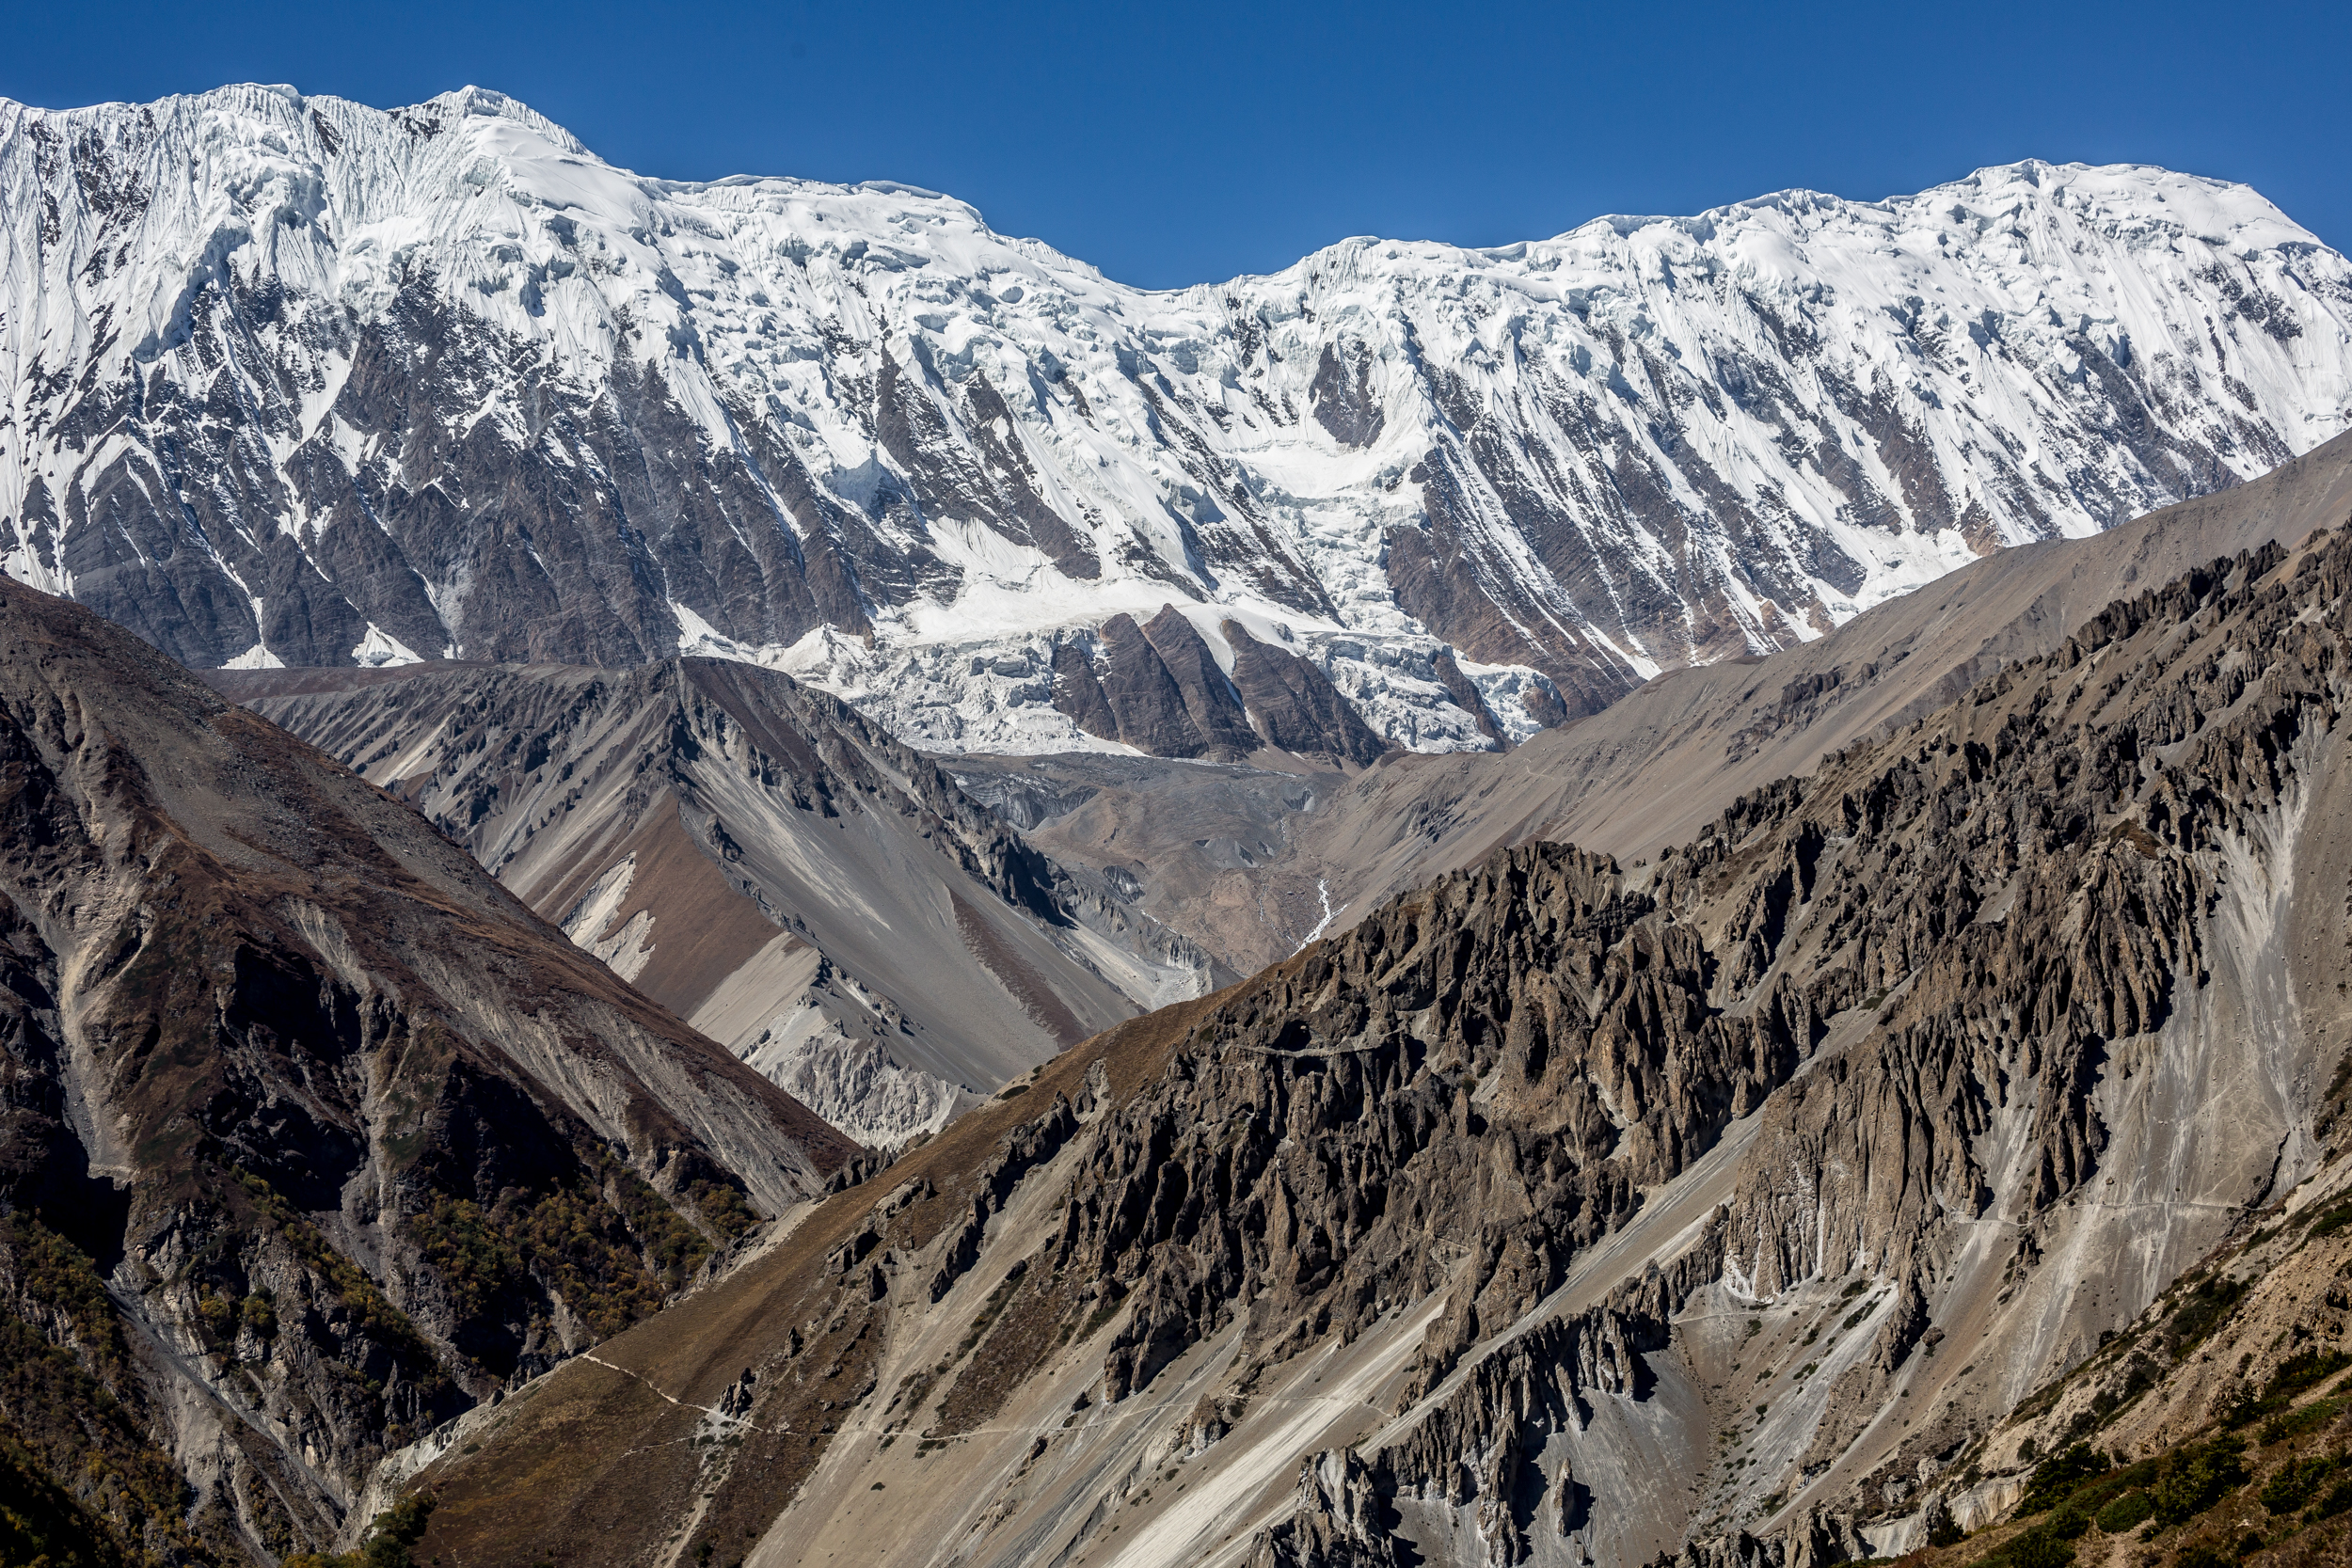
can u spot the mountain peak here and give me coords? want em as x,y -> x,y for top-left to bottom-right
4,86 -> 2348,762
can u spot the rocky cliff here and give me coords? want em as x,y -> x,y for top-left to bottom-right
5,87 -> 2349,756
1780,1089 -> 2352,1568
403,520 -> 2352,1568
0,576 -> 856,1562
210,657 -> 1223,1148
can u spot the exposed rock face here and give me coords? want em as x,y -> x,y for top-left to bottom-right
1255,1449 -> 1409,1568
1047,604 -> 1394,768
1141,607 -> 1266,761
210,658 -> 1223,1146
748,1030 -> 985,1152
1223,619 -> 1395,768
408,523 -> 2352,1568
6,87 -> 2349,755
1074,612 -> 1238,759
0,577 -> 855,1562
1044,846 -> 1822,1418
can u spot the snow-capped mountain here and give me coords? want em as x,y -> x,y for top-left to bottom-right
5,84 -> 2349,752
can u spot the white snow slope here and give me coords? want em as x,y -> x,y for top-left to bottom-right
5,85 -> 2350,752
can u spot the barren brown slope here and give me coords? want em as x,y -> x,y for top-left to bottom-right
210,658 -> 1224,1149
411,983 -> 1216,1567
410,525 -> 2352,1568
0,578 -> 853,1563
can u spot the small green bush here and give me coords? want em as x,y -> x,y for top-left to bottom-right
2094,1490 -> 2153,1533
2004,1524 -> 2074,1568
2021,1444 -> 2111,1513
2269,1350 -> 2352,1402
2152,1439 -> 2249,1527
2260,1455 -> 2335,1513
2304,1200 -> 2352,1240
2258,1396 -> 2344,1445
2167,1275 -> 2249,1358
282,1492 -> 436,1568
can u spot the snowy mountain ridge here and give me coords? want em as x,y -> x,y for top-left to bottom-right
5,83 -> 2350,753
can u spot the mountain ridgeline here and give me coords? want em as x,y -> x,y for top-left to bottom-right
405,519 -> 2352,1568
3,87 -> 2349,759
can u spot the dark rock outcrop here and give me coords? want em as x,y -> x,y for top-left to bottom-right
1310,342 -> 1387,451
1051,641 -> 1124,745
1254,1449 -> 1409,1568
1098,613 -> 1221,757
1141,607 -> 1262,760
1224,620 -> 1395,768
1043,608 -> 1395,766
1432,647 -> 1510,749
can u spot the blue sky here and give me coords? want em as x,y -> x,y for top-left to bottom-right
6,0 -> 2345,289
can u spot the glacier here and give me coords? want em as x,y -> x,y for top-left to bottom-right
3,83 -> 2349,753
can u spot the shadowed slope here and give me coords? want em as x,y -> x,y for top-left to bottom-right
0,578 -> 854,1560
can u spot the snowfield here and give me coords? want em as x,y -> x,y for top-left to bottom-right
4,84 -> 2349,752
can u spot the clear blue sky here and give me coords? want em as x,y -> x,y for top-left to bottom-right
6,0 -> 2345,289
